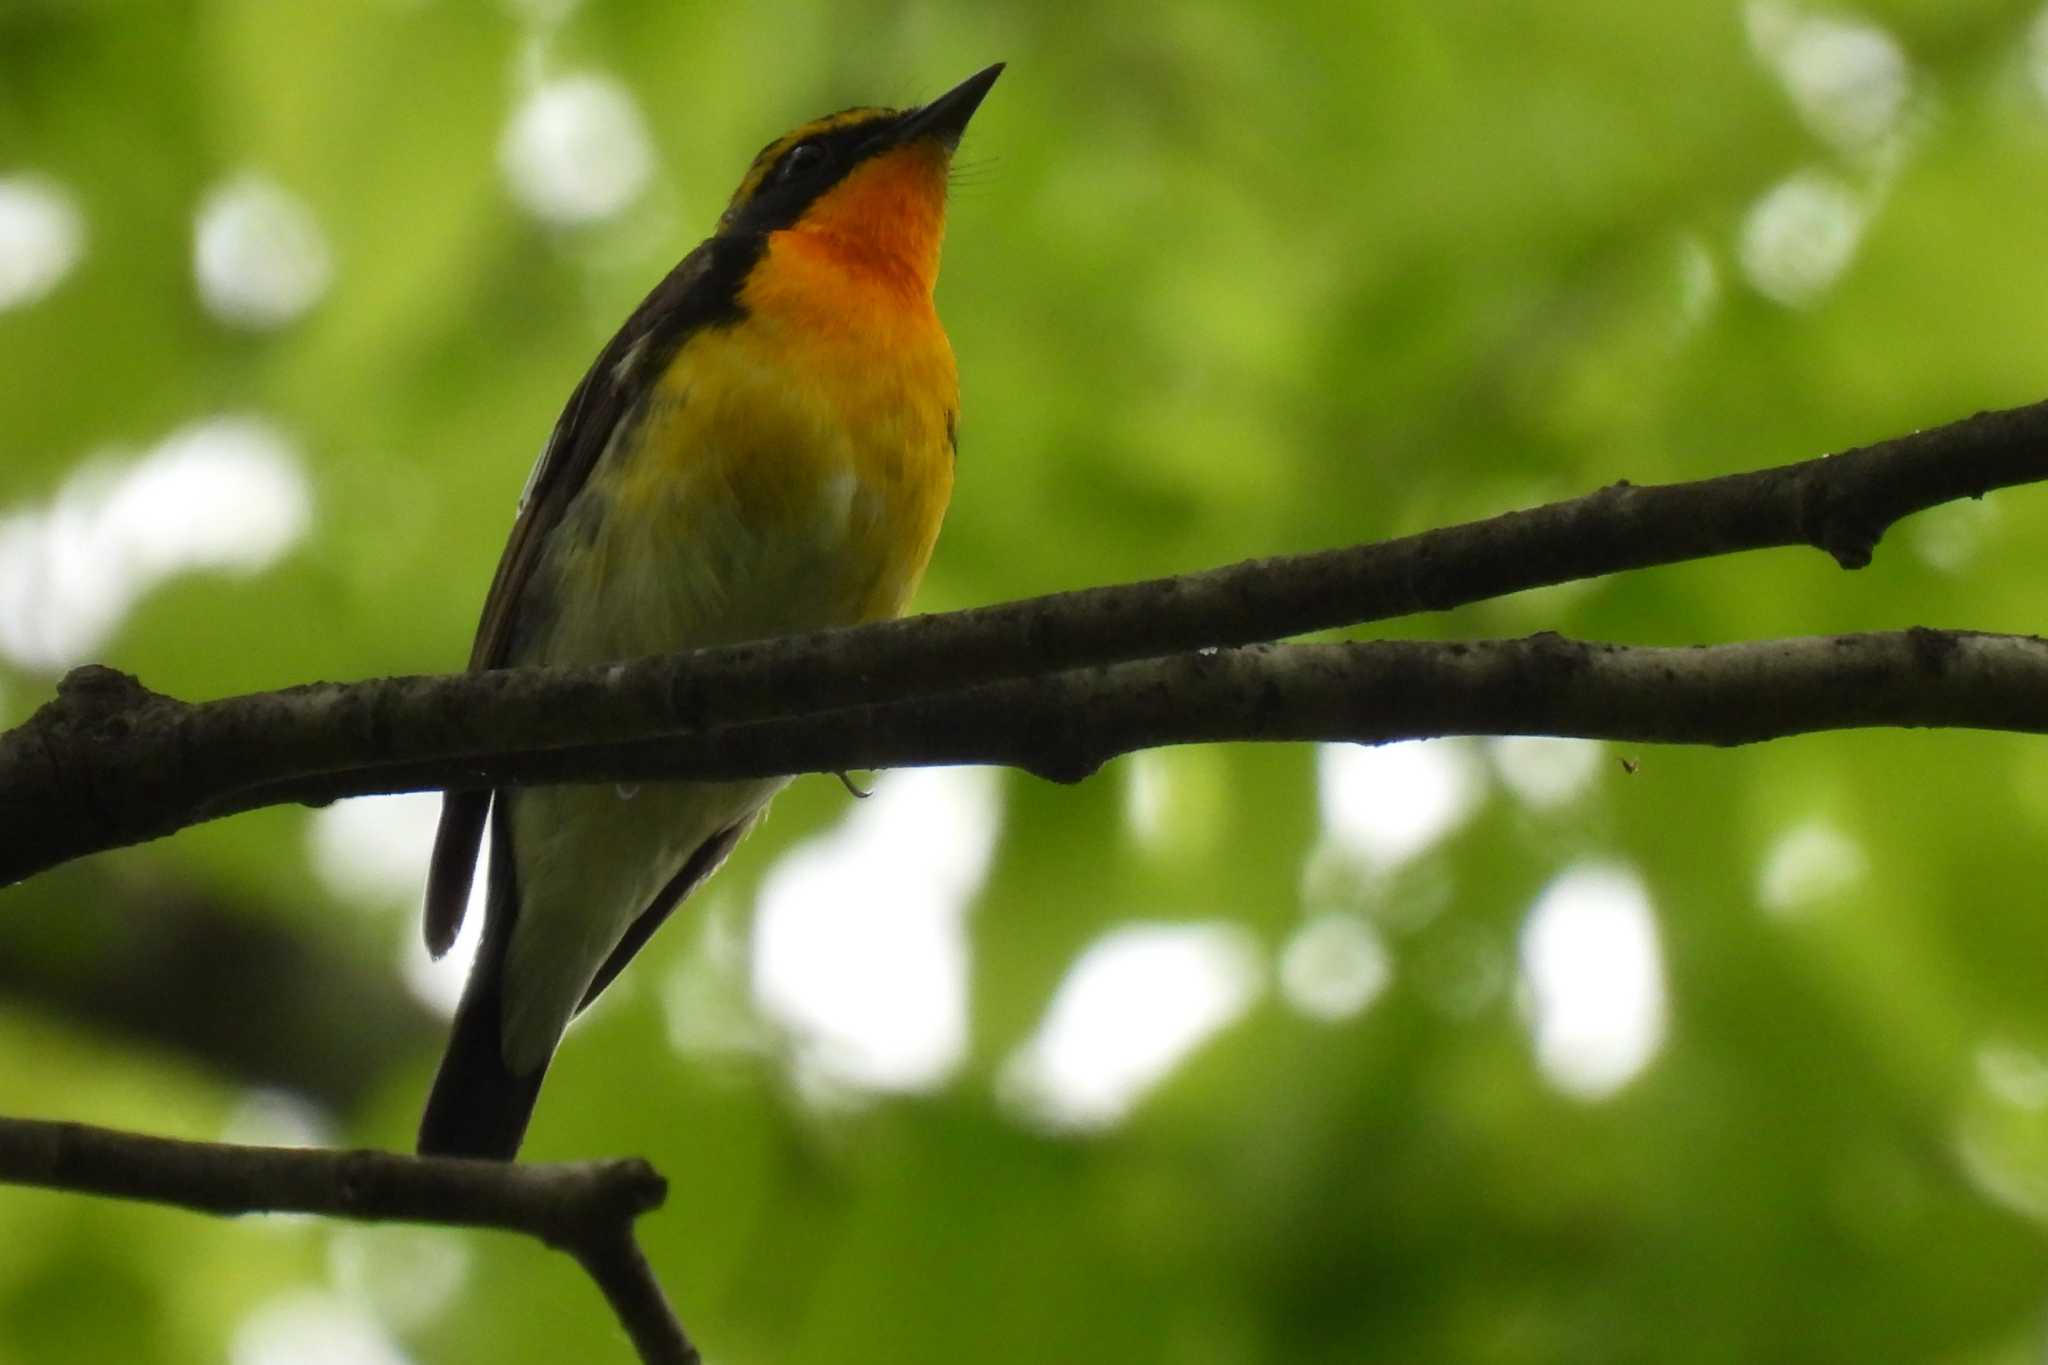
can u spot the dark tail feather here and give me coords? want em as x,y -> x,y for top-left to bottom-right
416,978 -> 546,1159
418,811 -> 750,1157
418,802 -> 548,1160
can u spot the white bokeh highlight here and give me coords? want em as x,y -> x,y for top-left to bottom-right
1908,498 -> 1998,575
500,73 -> 655,225
194,174 -> 333,328
1674,234 -> 1722,337
1747,2 -> 1912,154
1977,1040 -> 2048,1112
2030,3 -> 2048,111
399,814 -> 489,1019
751,767 -> 1000,1096
662,896 -> 772,1058
1318,740 -> 1484,868
1123,749 -> 1173,850
328,1228 -> 471,1333
1518,863 -> 1668,1100
1490,737 -> 1602,811
1279,911 -> 1390,1022
1121,747 -> 1227,858
0,174 -> 85,310
314,792 -> 489,1020
230,1291 -> 415,1365
1738,171 -> 1868,307
0,416 -> 312,670
1756,819 -> 1867,917
1001,921 -> 1263,1131
220,1090 -> 334,1150
309,792 -> 446,913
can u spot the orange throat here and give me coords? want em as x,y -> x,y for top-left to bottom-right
776,143 -> 952,298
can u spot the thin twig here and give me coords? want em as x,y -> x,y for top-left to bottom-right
5,397 -> 2048,885
0,1116 -> 692,1364
571,1228 -> 701,1365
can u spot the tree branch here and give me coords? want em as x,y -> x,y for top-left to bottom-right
0,1115 -> 698,1364
344,629 -> 2048,777
7,395 -> 2048,886
7,404 -> 2048,1358
11,628 -> 2048,888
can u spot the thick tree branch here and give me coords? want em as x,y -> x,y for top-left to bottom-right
11,629 -> 2048,887
297,629 -> 2048,781
6,396 -> 2048,885
0,1115 -> 697,1364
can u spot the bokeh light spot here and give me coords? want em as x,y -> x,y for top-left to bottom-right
662,896 -> 771,1059
1318,739 -> 1484,868
1756,819 -> 1867,918
328,1228 -> 471,1333
220,1090 -> 333,1150
1279,912 -> 1390,1022
1908,497 -> 1998,575
399,819 -> 489,1019
1122,746 -> 1228,858
230,1292 -> 414,1365
1490,737 -> 1602,811
1001,921 -> 1262,1131
1748,2 -> 1911,153
500,73 -> 655,225
752,767 -> 1000,1097
0,416 -> 311,671
309,792 -> 444,914
1518,863 -> 1668,1100
2029,4 -> 2048,111
0,174 -> 84,310
1738,171 -> 1867,307
1978,1040 -> 2048,1112
194,174 -> 333,328
1674,234 -> 1722,336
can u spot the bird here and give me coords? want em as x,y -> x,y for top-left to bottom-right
416,64 -> 1002,1159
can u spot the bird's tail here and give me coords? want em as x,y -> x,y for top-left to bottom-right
417,804 -> 547,1160
416,977 -> 546,1159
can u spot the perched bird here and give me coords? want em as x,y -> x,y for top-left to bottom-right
417,64 -> 1002,1159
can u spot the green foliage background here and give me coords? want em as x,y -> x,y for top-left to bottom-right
8,1 -> 2048,1361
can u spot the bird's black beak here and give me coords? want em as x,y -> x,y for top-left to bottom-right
896,63 -> 1004,150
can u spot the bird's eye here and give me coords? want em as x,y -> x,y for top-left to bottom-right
779,141 -> 828,181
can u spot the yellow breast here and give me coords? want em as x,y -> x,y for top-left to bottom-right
549,231 -> 957,664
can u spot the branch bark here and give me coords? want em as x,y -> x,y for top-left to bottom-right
0,1115 -> 697,1364
5,394 -> 2048,886
9,628 -> 2048,888
312,629 -> 2048,775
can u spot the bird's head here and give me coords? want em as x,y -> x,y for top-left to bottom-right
718,63 -> 1002,291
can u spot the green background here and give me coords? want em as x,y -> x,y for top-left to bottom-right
8,1 -> 2048,1361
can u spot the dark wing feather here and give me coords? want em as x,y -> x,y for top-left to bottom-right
421,236 -> 758,955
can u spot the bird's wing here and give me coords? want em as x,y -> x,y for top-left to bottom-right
422,237 -> 752,955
